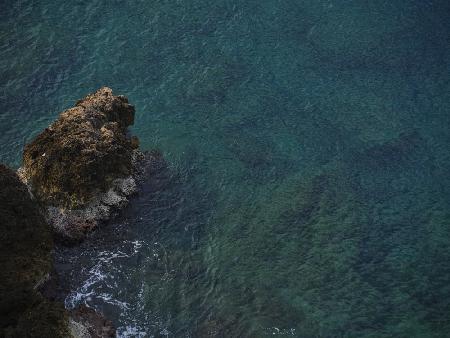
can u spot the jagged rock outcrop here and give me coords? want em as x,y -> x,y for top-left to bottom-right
22,87 -> 137,208
19,87 -> 152,242
1,88 -> 162,336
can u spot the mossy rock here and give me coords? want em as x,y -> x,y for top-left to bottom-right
22,87 -> 137,209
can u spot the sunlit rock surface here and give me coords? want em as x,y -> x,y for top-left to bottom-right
22,87 -> 136,208
20,87 -> 156,242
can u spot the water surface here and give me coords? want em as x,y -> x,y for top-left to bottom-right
1,0 -> 450,337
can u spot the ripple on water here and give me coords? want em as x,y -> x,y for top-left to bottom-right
2,0 -> 450,336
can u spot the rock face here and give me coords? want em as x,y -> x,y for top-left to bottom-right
0,88 -> 168,337
1,88 -> 160,336
22,87 -> 137,209
0,164 -> 71,337
20,87 -> 148,242
69,305 -> 115,338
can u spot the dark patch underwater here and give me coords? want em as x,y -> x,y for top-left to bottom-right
1,0 -> 450,336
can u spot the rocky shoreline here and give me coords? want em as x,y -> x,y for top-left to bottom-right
0,88 -> 163,337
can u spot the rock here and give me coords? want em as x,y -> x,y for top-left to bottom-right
69,318 -> 91,338
69,305 -> 115,338
0,164 -> 51,326
22,87 -> 136,209
2,88 -> 163,336
0,164 -> 71,337
20,87 -> 157,242
38,270 -> 70,304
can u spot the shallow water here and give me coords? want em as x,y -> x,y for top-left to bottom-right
1,0 -> 450,337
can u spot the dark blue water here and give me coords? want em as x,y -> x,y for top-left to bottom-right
1,0 -> 450,336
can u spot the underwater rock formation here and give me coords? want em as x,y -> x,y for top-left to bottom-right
20,87 -> 150,242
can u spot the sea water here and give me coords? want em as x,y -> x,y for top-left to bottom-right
1,0 -> 450,337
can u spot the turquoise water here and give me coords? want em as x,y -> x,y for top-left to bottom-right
1,0 -> 450,336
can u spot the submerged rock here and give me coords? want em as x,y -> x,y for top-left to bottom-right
361,130 -> 423,167
20,87 -> 157,242
301,0 -> 443,70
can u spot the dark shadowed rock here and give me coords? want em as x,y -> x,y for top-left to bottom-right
0,164 -> 52,325
0,164 -> 71,337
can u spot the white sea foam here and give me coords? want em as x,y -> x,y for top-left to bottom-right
117,324 -> 148,338
63,235 -> 160,335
